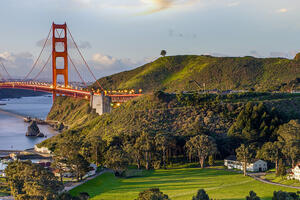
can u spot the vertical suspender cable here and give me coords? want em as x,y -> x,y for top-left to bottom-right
0,61 -> 12,80
23,24 -> 52,81
67,27 -> 104,91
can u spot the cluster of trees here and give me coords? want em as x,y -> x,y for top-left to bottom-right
229,102 -> 300,176
135,188 -> 300,200
52,134 -> 92,182
48,100 -> 299,177
79,132 -> 218,175
5,161 -> 63,200
5,160 -> 92,200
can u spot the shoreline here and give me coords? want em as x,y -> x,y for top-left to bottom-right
0,109 -> 26,120
0,107 -> 57,152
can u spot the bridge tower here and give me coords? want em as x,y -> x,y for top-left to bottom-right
52,23 -> 68,90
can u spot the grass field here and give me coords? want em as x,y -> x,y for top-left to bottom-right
263,173 -> 300,187
70,168 -> 298,200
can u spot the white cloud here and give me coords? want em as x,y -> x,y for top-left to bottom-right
227,1 -> 240,7
92,53 -> 117,66
277,8 -> 288,13
69,0 -> 201,14
0,52 -> 34,79
89,53 -> 148,78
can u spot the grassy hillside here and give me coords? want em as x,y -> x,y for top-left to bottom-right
70,168 -> 298,200
92,55 -> 300,92
41,92 -> 300,152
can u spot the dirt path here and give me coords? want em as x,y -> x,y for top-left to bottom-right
248,173 -> 300,190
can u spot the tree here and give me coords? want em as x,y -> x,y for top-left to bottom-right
53,140 -> 90,181
155,133 -> 175,169
124,141 -> 143,170
192,189 -> 210,200
160,50 -> 167,57
276,159 -> 286,177
236,144 -> 254,176
57,192 -> 90,200
78,192 -> 90,200
135,132 -> 154,170
208,155 -> 215,166
246,191 -> 260,200
256,141 -> 282,174
70,154 -> 90,181
5,161 -> 63,200
282,140 -> 300,168
228,102 -> 281,144
82,134 -> 106,166
104,146 -> 129,175
277,120 -> 300,142
185,135 -> 217,168
136,188 -> 170,200
272,191 -> 299,200
277,120 -> 300,167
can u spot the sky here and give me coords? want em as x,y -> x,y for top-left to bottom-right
1,0 -> 300,81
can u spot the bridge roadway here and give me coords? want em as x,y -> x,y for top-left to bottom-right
0,82 -> 142,103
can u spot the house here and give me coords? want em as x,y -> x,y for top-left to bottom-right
224,155 -> 268,172
289,162 -> 300,181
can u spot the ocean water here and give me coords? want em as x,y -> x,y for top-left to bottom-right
0,95 -> 57,150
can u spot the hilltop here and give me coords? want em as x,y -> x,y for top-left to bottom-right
92,55 -> 300,92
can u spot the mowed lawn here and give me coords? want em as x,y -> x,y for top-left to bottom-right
70,168 -> 298,200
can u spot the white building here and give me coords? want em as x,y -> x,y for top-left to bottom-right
290,162 -> 300,181
224,155 -> 268,172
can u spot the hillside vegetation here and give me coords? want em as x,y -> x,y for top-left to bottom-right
42,92 -> 300,155
92,55 -> 300,92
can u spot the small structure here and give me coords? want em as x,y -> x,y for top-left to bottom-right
289,162 -> 300,181
90,92 -> 112,115
224,155 -> 268,172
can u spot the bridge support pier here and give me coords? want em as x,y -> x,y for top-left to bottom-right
90,92 -> 111,115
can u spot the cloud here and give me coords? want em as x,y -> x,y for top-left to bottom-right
249,50 -> 261,58
269,51 -> 297,59
227,1 -> 240,7
70,0 -> 200,15
0,52 -> 34,78
92,53 -> 117,66
90,53 -> 148,78
36,38 -> 92,49
276,8 -> 288,13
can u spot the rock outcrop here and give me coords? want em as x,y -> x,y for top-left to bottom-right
26,121 -> 44,137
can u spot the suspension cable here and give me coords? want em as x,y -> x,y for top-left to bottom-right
68,55 -> 87,88
67,26 -> 104,91
23,24 -> 52,81
32,53 -> 52,81
0,61 -> 12,80
0,71 -> 5,81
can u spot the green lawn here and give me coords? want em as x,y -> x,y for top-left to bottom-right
70,168 -> 298,200
263,173 -> 300,187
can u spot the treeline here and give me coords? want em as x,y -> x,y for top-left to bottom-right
135,188 -> 299,200
42,92 -> 300,178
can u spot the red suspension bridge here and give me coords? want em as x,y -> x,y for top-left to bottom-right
0,23 -> 142,104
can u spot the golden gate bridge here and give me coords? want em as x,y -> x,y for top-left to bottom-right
0,23 -> 142,104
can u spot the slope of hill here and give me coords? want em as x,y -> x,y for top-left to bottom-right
40,92 -> 300,155
92,55 -> 300,92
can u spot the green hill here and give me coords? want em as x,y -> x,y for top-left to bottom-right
40,92 -> 300,156
92,55 -> 300,92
